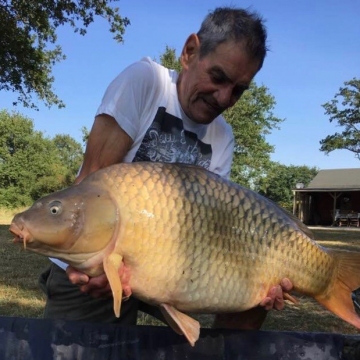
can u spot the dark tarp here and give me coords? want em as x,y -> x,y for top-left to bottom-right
0,316 -> 359,360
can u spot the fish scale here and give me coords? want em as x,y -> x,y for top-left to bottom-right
9,161 -> 360,346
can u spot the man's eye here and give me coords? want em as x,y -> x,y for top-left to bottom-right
211,75 -> 224,84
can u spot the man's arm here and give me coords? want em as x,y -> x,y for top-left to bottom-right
67,114 -> 133,296
75,114 -> 133,184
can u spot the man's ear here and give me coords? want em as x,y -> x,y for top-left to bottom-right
180,34 -> 200,70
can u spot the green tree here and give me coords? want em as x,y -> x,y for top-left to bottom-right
81,126 -> 90,146
320,78 -> 360,159
53,134 -> 83,185
224,83 -> 284,187
0,0 -> 130,109
0,110 -> 83,207
256,163 -> 318,211
159,46 -> 182,72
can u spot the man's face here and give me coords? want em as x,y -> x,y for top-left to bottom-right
178,37 -> 261,124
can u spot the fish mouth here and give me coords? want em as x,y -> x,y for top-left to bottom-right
9,222 -> 32,250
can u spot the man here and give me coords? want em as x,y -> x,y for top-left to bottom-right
39,6 -> 293,330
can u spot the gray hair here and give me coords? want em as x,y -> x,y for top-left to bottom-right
197,7 -> 268,69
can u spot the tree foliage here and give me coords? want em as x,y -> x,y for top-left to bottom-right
0,0 -> 130,109
255,163 -> 318,211
0,110 -> 83,207
52,134 -> 84,185
158,46 -> 182,73
81,125 -> 90,145
320,78 -> 360,159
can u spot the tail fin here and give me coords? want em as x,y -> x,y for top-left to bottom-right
315,249 -> 360,329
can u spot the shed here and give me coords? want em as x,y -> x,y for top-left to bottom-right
292,168 -> 360,226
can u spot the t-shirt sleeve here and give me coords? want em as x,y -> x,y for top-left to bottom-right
96,58 -> 157,140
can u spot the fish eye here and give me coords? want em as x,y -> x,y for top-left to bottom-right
49,201 -> 62,215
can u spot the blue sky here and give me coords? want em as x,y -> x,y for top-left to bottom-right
1,0 -> 359,170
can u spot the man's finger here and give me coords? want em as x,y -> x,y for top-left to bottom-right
273,296 -> 285,310
79,275 -> 110,295
284,292 -> 298,304
259,296 -> 274,310
66,267 -> 89,285
280,278 -> 293,291
87,274 -> 109,288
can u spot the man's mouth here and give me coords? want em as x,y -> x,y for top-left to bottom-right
201,97 -> 223,113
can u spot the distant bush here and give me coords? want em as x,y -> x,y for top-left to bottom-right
0,110 -> 83,208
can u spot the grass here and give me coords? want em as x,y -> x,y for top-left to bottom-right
1,207 -> 360,335
0,224 -> 49,318
0,207 -> 27,225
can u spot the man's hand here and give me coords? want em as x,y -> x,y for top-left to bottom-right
66,266 -> 112,298
259,278 -> 294,310
213,278 -> 294,330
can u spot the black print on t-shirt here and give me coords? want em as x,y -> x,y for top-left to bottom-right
133,107 -> 212,169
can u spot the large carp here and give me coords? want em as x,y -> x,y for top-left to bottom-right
9,162 -> 360,345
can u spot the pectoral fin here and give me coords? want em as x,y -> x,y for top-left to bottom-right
160,303 -> 200,346
103,253 -> 123,317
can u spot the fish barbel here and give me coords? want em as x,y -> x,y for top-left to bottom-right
9,162 -> 360,345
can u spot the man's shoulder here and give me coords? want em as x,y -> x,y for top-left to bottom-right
117,57 -> 170,96
139,57 -> 174,77
211,115 -> 234,138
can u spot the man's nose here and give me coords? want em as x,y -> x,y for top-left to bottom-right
214,86 -> 236,109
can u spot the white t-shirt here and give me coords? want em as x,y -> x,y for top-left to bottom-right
52,57 -> 234,270
96,57 -> 234,178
